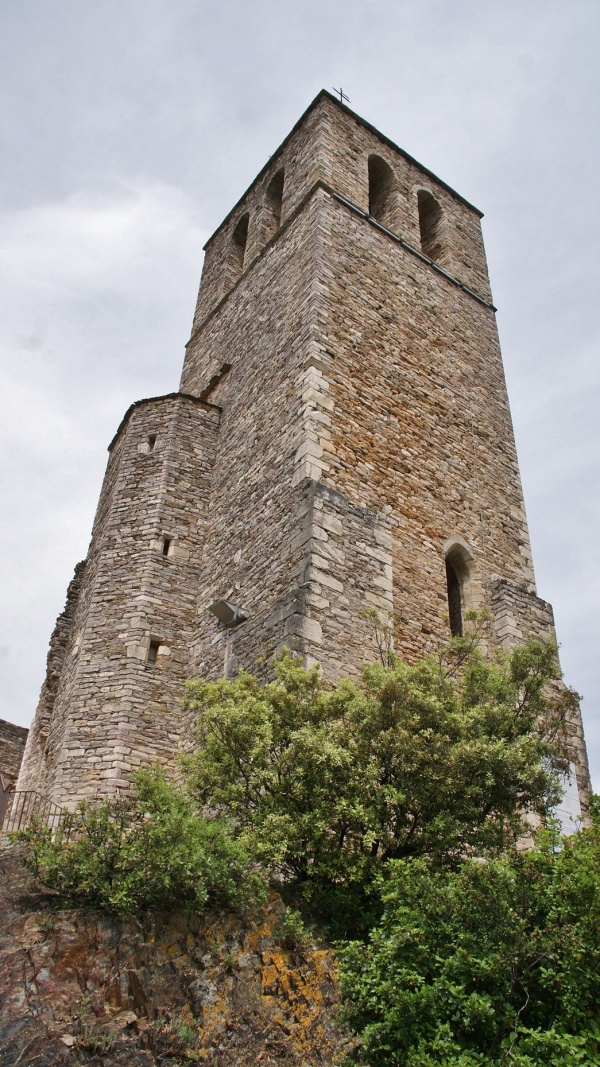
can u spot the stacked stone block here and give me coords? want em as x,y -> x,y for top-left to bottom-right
0,720 -> 28,787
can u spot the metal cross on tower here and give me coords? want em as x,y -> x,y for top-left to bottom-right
332,86 -> 350,105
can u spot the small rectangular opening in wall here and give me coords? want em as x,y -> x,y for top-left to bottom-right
147,434 -> 157,451
147,641 -> 160,664
162,537 -> 172,557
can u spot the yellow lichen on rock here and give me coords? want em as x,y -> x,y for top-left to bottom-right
0,847 -> 351,1065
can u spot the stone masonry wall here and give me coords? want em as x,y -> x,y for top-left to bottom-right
491,578 -> 556,649
183,94 -> 509,678
184,193 -> 337,683
286,478 -> 395,677
16,561 -> 86,795
182,185 -> 403,688
0,719 -> 28,785
314,190 -> 535,661
18,395 -> 220,808
185,174 -> 536,673
490,578 -> 592,800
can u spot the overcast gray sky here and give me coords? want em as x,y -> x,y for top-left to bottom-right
1,0 -> 599,790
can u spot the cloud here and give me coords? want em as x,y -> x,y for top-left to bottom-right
0,180 -> 206,729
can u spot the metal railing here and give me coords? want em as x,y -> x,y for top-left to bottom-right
0,775 -> 12,830
0,779 -> 67,836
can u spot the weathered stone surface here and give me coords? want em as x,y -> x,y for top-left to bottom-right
18,395 -> 220,807
0,720 -> 27,786
0,846 -> 350,1066
16,563 -> 85,794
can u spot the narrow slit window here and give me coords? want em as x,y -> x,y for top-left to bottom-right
445,559 -> 463,637
147,640 -> 160,665
162,537 -> 171,557
368,155 -> 395,228
147,434 -> 157,451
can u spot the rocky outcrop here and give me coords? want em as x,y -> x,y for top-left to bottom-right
0,847 -> 351,1066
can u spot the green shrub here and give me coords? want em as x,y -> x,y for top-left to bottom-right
16,634 -> 592,1065
274,906 -> 312,951
184,638 -> 573,933
19,766 -> 265,917
338,801 -> 600,1066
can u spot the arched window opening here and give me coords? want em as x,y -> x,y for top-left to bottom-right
264,168 -> 285,239
368,155 -> 395,228
445,557 -> 463,636
231,212 -> 249,276
418,190 -> 444,261
444,543 -> 476,638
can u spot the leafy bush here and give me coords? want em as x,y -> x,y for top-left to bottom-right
338,800 -> 600,1066
184,638 -> 573,932
16,635 -> 594,1065
19,766 -> 265,917
274,906 -> 312,951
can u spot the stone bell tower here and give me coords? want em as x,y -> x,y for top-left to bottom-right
17,91 -> 591,809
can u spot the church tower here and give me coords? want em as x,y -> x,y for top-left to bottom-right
17,91 -> 591,809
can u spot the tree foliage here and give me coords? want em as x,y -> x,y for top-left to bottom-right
338,801 -> 600,1066
184,637 -> 573,929
16,632 -> 596,1067
19,766 -> 264,917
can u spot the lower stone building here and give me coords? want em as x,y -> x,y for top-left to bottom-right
0,719 -> 27,789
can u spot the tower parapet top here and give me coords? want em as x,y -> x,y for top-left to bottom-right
190,90 -> 492,332
204,90 -> 483,252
